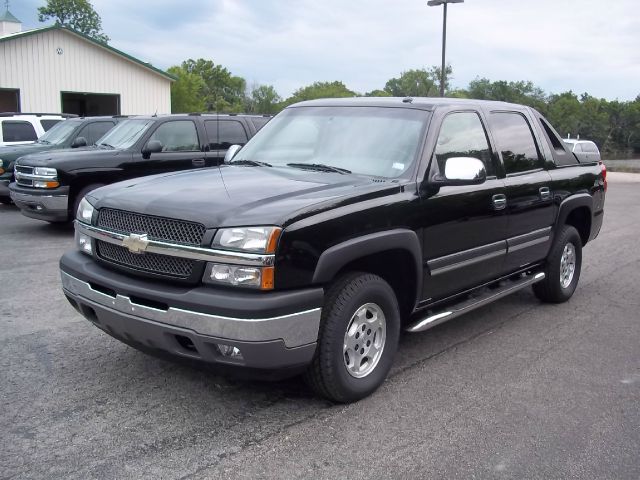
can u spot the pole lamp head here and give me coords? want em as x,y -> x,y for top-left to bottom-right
427,0 -> 464,5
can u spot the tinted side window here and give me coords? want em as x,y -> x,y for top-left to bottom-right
205,120 -> 248,149
2,121 -> 37,142
148,121 -> 200,152
583,142 -> 598,153
434,112 -> 494,177
489,112 -> 542,174
40,119 -> 62,132
250,117 -> 270,131
87,121 -> 115,144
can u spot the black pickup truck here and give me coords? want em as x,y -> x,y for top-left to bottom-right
9,114 -> 270,222
59,98 -> 606,402
0,116 -> 123,204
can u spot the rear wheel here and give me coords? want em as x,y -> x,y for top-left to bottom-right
533,225 -> 582,303
304,272 -> 400,402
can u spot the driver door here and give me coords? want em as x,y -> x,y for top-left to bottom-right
419,110 -> 508,302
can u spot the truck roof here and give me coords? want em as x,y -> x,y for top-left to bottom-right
290,96 -> 529,111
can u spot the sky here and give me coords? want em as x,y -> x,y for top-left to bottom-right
8,0 -> 640,101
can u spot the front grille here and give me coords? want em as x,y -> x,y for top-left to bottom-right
97,209 -> 206,246
15,165 -> 34,187
97,241 -> 196,278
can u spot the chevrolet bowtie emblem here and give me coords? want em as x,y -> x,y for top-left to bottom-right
122,233 -> 149,254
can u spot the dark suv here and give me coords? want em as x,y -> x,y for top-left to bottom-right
0,116 -> 122,203
59,98 -> 606,402
9,114 -> 270,221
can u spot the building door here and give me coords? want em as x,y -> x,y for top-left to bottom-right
61,92 -> 120,116
0,88 -> 20,112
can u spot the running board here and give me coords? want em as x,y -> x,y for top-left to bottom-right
405,272 -> 545,333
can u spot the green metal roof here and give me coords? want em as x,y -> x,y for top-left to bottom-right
0,25 -> 176,81
0,8 -> 21,23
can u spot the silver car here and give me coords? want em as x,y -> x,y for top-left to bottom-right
564,139 -> 601,163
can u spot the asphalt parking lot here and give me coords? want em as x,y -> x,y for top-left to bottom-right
1,173 -> 639,480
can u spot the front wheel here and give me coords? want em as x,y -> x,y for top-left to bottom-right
304,272 -> 400,402
533,225 -> 583,303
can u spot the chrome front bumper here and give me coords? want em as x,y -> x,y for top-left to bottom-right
61,271 -> 321,349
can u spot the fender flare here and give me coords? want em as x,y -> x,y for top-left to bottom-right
312,229 -> 423,309
554,193 -> 593,241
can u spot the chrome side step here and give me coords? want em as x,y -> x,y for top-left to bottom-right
405,272 -> 545,333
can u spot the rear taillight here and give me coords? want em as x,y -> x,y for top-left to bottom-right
600,162 -> 607,192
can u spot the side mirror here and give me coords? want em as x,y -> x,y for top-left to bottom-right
431,157 -> 486,186
224,144 -> 242,163
142,140 -> 163,159
71,137 -> 87,148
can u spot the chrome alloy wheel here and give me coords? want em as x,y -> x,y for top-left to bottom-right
560,242 -> 577,288
343,303 -> 386,378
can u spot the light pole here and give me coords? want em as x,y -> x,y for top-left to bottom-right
427,0 -> 463,97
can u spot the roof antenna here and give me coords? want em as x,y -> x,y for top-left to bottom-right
152,108 -> 157,117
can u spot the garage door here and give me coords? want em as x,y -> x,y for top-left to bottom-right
61,92 -> 120,116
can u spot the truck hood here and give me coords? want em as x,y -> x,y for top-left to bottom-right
15,146 -> 122,168
89,165 -> 403,228
0,143 -> 56,164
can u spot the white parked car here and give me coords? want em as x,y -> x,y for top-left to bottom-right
0,113 -> 72,146
563,139 -> 601,163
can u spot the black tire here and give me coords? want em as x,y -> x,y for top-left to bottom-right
71,184 -> 104,222
0,196 -> 13,205
533,225 -> 582,303
304,272 -> 400,403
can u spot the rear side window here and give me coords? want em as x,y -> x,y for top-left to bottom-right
40,119 -> 62,132
250,117 -> 271,131
489,112 -> 542,174
205,120 -> 248,149
148,121 -> 200,152
434,111 -> 495,177
2,121 -> 37,142
583,142 -> 598,153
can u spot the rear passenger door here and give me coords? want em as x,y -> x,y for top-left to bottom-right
488,110 -> 555,273
204,119 -> 249,163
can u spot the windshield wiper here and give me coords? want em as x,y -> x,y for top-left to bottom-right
37,140 -> 51,145
287,163 -> 351,174
98,143 -> 115,149
229,159 -> 272,167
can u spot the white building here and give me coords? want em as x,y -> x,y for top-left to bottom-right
0,8 -> 174,115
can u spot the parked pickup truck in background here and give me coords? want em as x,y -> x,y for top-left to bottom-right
59,98 -> 606,402
9,114 -> 271,222
0,115 -> 124,204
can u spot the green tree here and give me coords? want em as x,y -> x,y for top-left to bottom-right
167,66 -> 206,113
364,89 -> 391,97
383,68 -> 440,97
382,66 -> 451,98
181,58 -> 247,112
246,85 -> 282,114
465,78 -> 547,110
283,81 -> 356,106
38,0 -> 109,43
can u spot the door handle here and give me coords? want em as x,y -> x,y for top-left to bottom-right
539,186 -> 551,200
192,158 -> 205,167
492,194 -> 507,210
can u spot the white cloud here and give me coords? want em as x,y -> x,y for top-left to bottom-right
15,0 -> 640,100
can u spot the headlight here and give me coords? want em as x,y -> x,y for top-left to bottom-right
76,197 -> 95,224
212,226 -> 281,253
203,263 -> 274,290
33,167 -> 57,176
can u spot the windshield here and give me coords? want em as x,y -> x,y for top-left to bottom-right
37,120 -> 79,145
234,106 -> 430,178
97,119 -> 154,149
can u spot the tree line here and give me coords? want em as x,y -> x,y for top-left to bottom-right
169,59 -> 640,157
